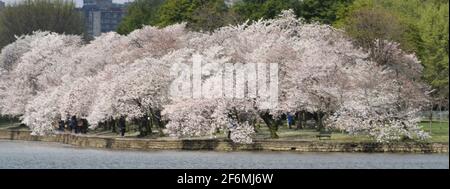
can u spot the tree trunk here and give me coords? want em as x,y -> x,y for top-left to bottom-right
429,108 -> 433,135
138,119 -> 143,136
150,109 -> 165,137
260,112 -> 279,139
439,101 -> 443,129
146,117 -> 152,135
268,124 -> 279,139
111,119 -> 116,133
296,111 -> 304,130
138,115 -> 151,137
138,118 -> 145,137
105,120 -> 109,131
302,112 -> 307,129
315,112 -> 324,131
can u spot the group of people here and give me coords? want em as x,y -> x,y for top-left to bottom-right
56,115 -> 127,137
57,115 -> 88,134
55,113 -> 293,137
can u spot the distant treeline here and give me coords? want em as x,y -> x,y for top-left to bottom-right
0,0 -> 84,48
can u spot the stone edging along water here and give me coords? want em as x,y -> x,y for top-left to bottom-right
0,130 -> 448,153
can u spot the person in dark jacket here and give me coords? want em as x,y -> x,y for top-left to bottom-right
70,116 -> 78,133
287,112 -> 294,129
81,119 -> 89,134
118,116 -> 126,137
65,114 -> 71,132
76,118 -> 84,134
138,115 -> 151,137
227,120 -> 237,139
58,119 -> 65,132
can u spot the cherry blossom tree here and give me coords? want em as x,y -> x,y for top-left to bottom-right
0,32 -> 49,72
0,32 -> 82,117
327,42 -> 430,142
0,10 -> 431,143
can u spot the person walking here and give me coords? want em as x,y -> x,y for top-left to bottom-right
81,119 -> 88,134
118,116 -> 126,137
227,118 -> 237,139
58,119 -> 65,132
138,115 -> 150,137
77,118 -> 83,134
70,115 -> 78,134
287,112 -> 294,129
65,114 -> 71,132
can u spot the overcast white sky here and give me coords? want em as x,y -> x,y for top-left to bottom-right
2,0 -> 133,7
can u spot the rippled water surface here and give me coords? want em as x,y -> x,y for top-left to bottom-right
0,140 -> 448,169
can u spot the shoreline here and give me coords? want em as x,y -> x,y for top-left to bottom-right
0,129 -> 448,153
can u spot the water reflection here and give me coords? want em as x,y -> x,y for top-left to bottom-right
0,140 -> 448,169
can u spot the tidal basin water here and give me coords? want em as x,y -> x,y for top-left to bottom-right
0,140 -> 448,169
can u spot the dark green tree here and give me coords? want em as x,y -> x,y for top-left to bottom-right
230,0 -> 353,24
116,0 -> 165,35
189,0 -> 230,31
341,7 -> 405,57
336,0 -> 449,106
418,1 -> 449,104
0,0 -> 84,48
296,0 -> 353,24
230,0 -> 300,22
155,0 -> 230,32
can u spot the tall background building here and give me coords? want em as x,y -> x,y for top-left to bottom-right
0,1 -> 5,10
81,0 -> 128,37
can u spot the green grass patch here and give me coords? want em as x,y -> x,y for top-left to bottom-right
420,121 -> 449,143
254,124 -> 373,142
0,117 -> 22,129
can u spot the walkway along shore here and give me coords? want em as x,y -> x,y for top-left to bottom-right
0,130 -> 448,153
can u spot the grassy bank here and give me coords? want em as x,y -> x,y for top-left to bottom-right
0,117 -> 27,131
1,118 -> 448,143
252,121 -> 448,143
420,121 -> 449,142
